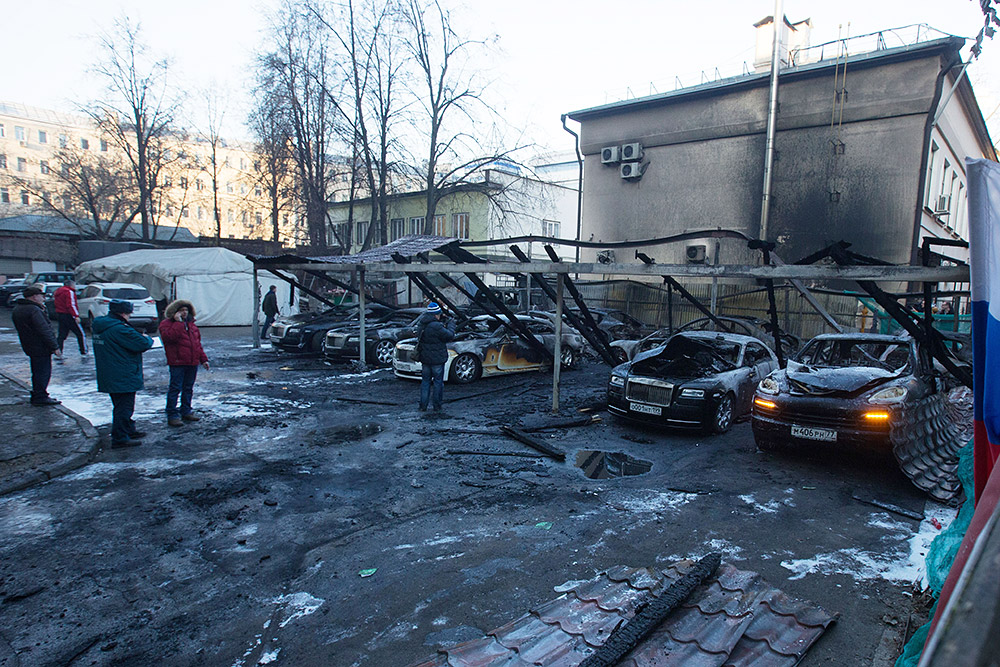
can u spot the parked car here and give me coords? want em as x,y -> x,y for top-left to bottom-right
751,333 -> 936,450
269,304 -> 394,352
9,282 -> 63,315
43,283 -> 81,320
0,278 -> 26,307
394,314 -> 585,384
78,283 -> 159,332
23,271 -> 75,285
322,308 -> 424,366
607,331 -> 779,433
609,316 -> 800,365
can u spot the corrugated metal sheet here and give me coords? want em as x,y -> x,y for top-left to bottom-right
891,393 -> 965,503
311,235 -> 457,264
407,561 -> 836,667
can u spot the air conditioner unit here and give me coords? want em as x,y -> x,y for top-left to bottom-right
601,146 -> 620,164
686,244 -> 707,264
620,142 -> 643,161
935,195 -> 952,215
620,162 -> 642,179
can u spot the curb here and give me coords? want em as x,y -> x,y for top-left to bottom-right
0,370 -> 101,496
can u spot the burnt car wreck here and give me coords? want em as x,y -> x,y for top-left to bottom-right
752,334 -> 965,502
608,331 -> 779,433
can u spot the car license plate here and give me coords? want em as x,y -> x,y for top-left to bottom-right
629,402 -> 661,416
791,425 -> 837,442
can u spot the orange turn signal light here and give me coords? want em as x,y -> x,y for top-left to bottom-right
754,398 -> 777,410
863,411 -> 891,421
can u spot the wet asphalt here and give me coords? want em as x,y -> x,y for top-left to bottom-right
0,310 -> 948,666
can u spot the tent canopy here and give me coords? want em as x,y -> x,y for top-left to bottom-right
76,247 -> 284,326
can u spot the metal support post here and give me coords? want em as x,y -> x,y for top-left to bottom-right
252,268 -> 260,349
358,269 -> 366,366
552,274 -> 563,413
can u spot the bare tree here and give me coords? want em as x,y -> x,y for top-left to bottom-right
87,17 -> 179,242
248,91 -> 296,245
193,89 -> 229,243
257,1 -> 337,251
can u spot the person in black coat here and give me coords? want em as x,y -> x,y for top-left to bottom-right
415,302 -> 455,412
261,285 -> 279,338
11,285 -> 62,405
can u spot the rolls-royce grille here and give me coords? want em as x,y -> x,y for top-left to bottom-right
270,324 -> 287,338
327,334 -> 349,349
396,345 -> 418,362
626,377 -> 673,406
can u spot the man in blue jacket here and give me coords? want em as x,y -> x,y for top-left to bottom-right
92,300 -> 154,448
416,302 -> 455,413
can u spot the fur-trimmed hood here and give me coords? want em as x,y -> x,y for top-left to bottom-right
164,299 -> 197,319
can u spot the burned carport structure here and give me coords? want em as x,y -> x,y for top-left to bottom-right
248,234 -> 971,411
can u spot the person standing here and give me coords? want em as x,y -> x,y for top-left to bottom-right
92,300 -> 154,448
11,285 -> 62,405
158,299 -> 210,427
415,302 -> 455,413
261,285 -> 279,339
54,279 -> 87,356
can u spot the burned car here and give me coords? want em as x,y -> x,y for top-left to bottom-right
322,308 -> 424,367
269,304 -> 393,352
751,333 -> 936,451
393,315 -> 584,384
607,331 -> 779,433
610,316 -> 799,365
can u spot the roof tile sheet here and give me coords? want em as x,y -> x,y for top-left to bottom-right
407,561 -> 836,667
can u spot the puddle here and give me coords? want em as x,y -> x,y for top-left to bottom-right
309,422 -> 384,445
575,450 -> 652,479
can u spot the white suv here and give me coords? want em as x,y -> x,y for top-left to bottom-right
79,283 -> 159,332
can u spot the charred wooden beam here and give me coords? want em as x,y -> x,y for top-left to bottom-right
263,269 -> 339,309
748,240 -> 786,368
509,245 -> 619,366
499,426 -> 566,461
301,269 -> 398,310
390,253 -> 467,322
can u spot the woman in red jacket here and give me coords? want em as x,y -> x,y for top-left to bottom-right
158,299 -> 210,427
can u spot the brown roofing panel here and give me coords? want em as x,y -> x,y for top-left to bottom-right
407,561 -> 836,667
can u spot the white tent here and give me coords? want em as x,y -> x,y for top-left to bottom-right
75,247 -> 287,326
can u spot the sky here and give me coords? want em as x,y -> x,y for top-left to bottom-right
6,0 -> 999,158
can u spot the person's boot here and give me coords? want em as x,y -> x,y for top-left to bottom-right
168,417 -> 184,427
30,396 -> 60,406
111,439 -> 142,448
182,413 -> 201,422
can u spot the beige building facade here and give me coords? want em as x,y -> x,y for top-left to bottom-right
0,101 -> 299,245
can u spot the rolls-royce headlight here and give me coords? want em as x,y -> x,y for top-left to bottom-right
758,377 -> 780,395
868,386 -> 907,404
679,388 -> 705,399
609,375 -> 626,387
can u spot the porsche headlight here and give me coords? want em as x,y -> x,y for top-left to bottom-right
868,386 -> 907,404
609,375 -> 626,387
758,377 -> 780,395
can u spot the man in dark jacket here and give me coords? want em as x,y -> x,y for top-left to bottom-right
12,285 -> 62,405
415,302 -> 455,413
158,299 -> 210,427
54,279 -> 87,355
92,300 -> 154,448
261,285 -> 278,338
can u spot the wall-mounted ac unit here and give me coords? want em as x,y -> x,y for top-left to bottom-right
621,142 -> 643,161
935,195 -> 952,215
620,162 -> 642,179
686,244 -> 707,263
601,146 -> 620,164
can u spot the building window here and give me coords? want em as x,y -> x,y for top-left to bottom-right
62,194 -> 72,209
0,154 -> 6,169
179,177 -> 188,189
181,207 -> 189,218
390,218 -> 405,241
20,191 -> 29,205
453,212 -> 470,240
40,160 -> 49,175
15,126 -> 26,141
241,210 -> 248,223
80,138 -> 89,150
165,205 -> 174,217
240,158 -> 246,170
0,188 -> 8,203
100,139 -> 108,152
255,211 -> 262,226
58,134 -> 67,148
543,219 -> 560,237
0,124 -> 4,137
197,207 -> 204,220
226,183 -> 234,194
408,216 -> 424,235
61,163 -> 70,176
38,130 -> 47,144
255,186 -> 262,197
240,184 -> 247,195
334,222 -> 352,246
356,221 -> 369,242
228,210 -> 234,222
17,157 -> 27,172
196,180 -> 204,191
433,214 -> 447,236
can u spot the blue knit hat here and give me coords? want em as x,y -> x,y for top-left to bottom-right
109,299 -> 133,315
426,302 -> 442,314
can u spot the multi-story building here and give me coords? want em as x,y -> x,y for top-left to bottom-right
0,101 -> 299,246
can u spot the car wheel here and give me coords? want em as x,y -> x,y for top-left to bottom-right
613,348 -> 629,365
711,393 -> 735,434
560,346 -> 576,369
373,340 -> 396,367
450,353 -> 482,384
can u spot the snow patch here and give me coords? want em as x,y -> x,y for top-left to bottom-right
275,591 -> 324,628
610,489 -> 697,513
738,494 -> 781,514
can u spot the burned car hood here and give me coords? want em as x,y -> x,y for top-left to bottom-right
784,360 -> 903,395
630,335 -> 737,379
